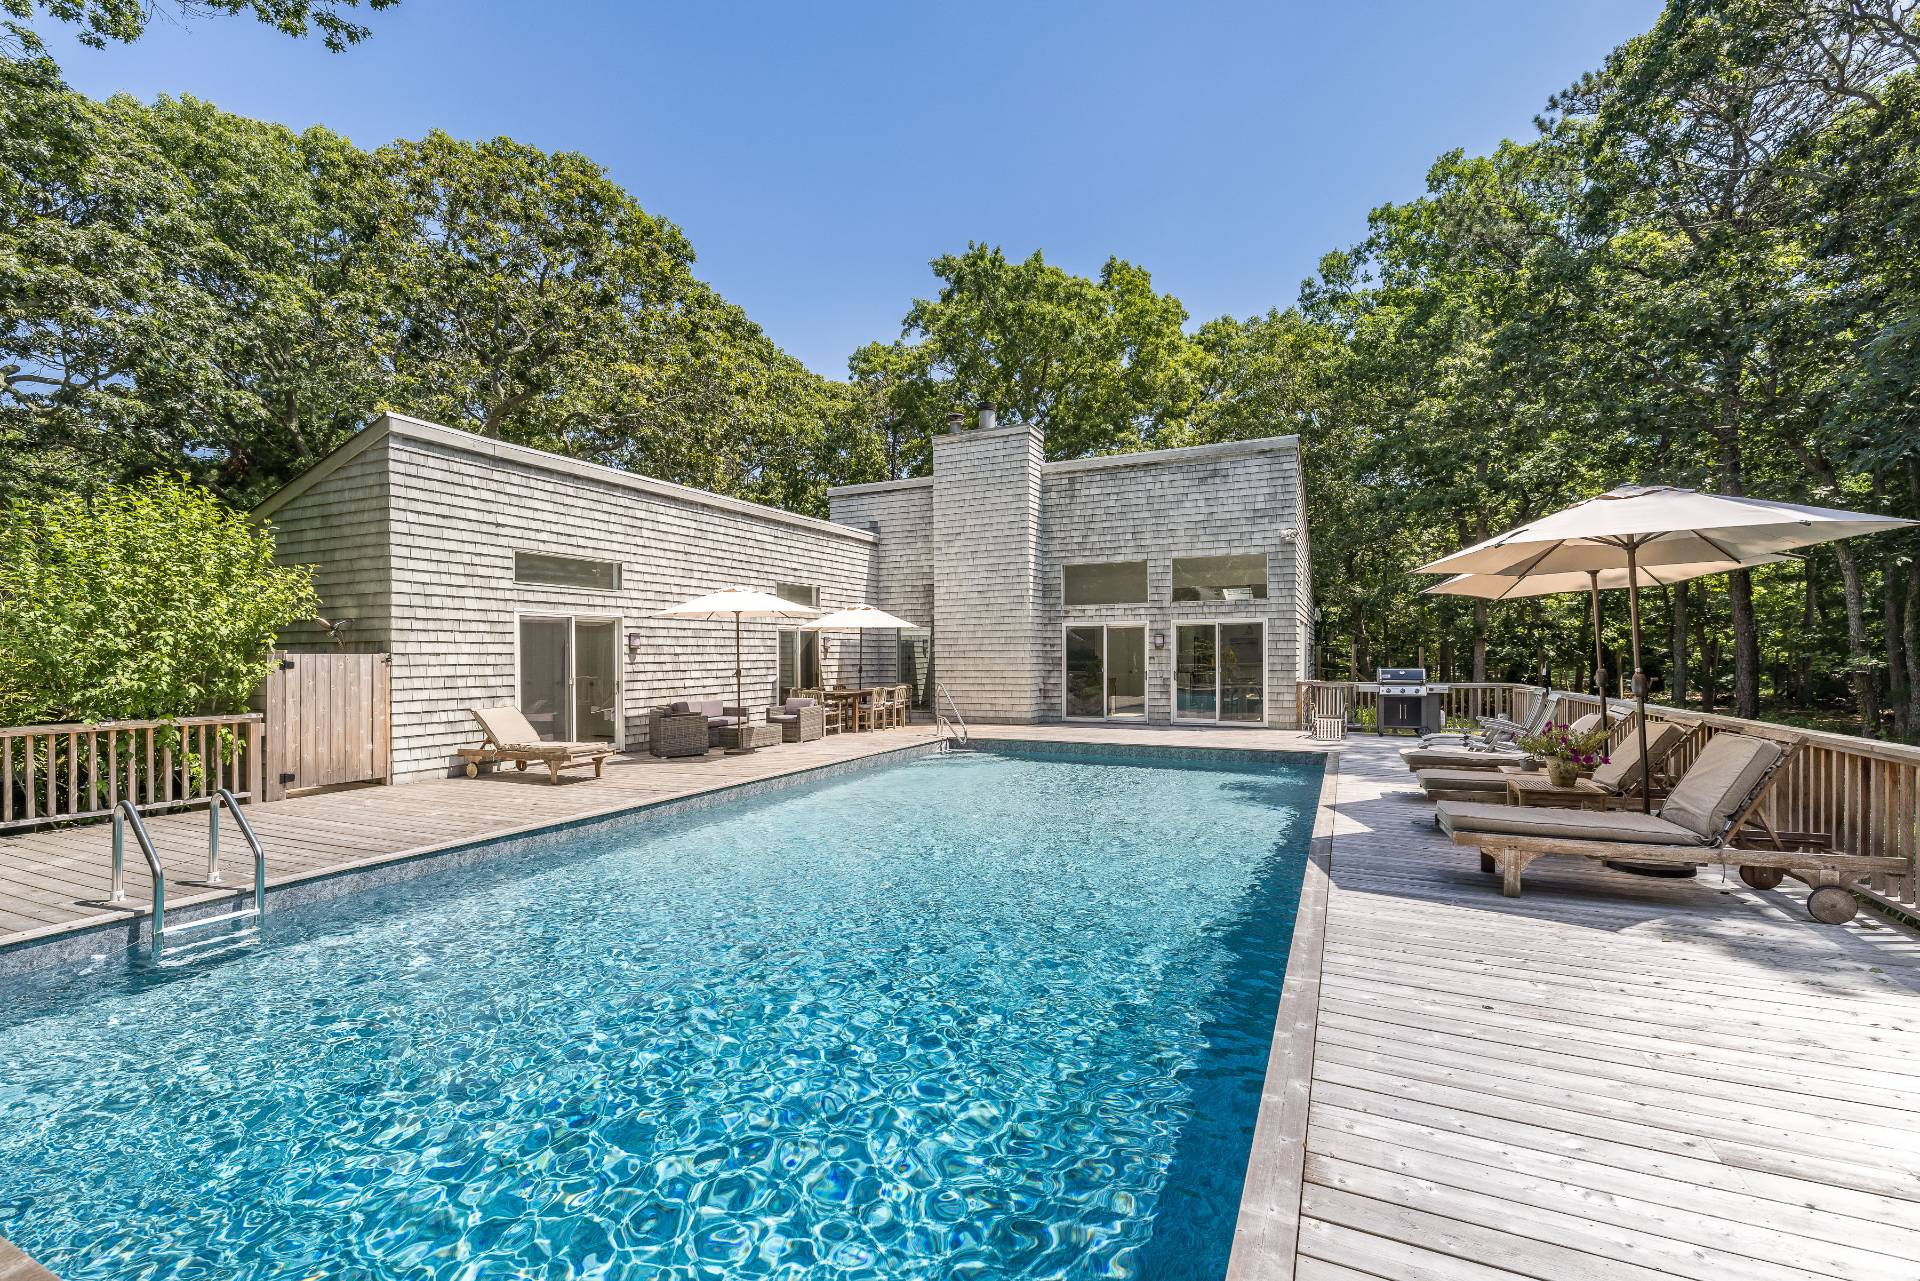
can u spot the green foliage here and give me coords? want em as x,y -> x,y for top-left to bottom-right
0,476 -> 318,723
3,0 -> 396,55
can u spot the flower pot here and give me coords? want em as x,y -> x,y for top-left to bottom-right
1547,760 -> 1580,788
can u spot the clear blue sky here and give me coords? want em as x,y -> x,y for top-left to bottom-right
42,0 -> 1661,378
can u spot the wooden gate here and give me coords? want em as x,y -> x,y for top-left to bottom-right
260,652 -> 391,801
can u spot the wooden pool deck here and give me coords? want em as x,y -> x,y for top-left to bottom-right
2,723 -> 1917,1280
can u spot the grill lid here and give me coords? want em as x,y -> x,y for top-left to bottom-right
1376,667 -> 1427,684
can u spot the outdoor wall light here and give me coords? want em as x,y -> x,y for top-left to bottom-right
1151,629 -> 1167,650
626,631 -> 644,659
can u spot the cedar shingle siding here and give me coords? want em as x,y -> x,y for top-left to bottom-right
260,412 -> 1311,779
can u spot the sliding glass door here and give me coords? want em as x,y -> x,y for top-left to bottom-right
1063,624 -> 1148,720
1174,621 -> 1265,724
518,615 -> 621,744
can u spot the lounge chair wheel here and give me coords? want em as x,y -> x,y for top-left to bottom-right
1807,885 -> 1857,925
465,762 -> 478,779
1480,853 -> 1495,875
1738,865 -> 1784,891
515,760 -> 528,771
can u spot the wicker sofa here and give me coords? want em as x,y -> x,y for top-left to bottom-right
767,696 -> 825,743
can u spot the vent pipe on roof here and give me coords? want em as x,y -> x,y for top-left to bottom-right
977,405 -> 997,431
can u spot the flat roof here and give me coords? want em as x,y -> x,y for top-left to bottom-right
256,412 -> 877,544
826,433 -> 1300,498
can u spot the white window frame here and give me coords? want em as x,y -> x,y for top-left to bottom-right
512,609 -> 625,749
1171,617 -> 1269,726
1062,620 -> 1150,721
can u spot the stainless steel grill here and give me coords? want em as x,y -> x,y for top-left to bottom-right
1376,667 -> 1443,735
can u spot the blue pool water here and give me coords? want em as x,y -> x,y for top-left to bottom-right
0,745 -> 1319,1280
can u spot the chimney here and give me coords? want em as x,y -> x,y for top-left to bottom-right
945,410 -> 968,435
977,405 -> 997,431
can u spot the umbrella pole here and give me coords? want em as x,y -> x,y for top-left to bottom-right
1589,571 -> 1608,737
1626,545 -> 1651,815
728,612 -> 753,755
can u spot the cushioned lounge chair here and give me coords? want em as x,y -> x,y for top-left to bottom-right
1416,691 -> 1562,750
667,698 -> 751,747
1415,719 -> 1679,802
460,706 -> 617,783
1401,708 -> 1601,774
1436,733 -> 1904,922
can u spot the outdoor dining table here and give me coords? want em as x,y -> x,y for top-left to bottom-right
822,686 -> 885,732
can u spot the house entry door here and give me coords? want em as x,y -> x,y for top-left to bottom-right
518,615 -> 621,745
1063,625 -> 1148,720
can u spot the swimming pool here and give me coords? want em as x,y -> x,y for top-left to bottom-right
0,744 -> 1321,1280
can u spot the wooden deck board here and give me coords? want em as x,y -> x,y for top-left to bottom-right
1301,734 -> 1920,1281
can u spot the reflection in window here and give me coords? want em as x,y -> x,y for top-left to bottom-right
1063,561 -> 1148,606
514,551 -> 621,591
1172,553 -> 1267,602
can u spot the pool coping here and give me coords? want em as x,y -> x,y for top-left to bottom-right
1226,748 -> 1339,1281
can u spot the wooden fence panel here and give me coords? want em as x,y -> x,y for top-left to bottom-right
260,652 -> 392,801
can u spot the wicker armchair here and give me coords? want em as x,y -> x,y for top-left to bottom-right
648,706 -> 709,758
768,696 -> 826,743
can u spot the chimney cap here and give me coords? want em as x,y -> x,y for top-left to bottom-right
977,405 -> 997,431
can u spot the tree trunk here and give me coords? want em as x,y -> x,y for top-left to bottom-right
1886,551 -> 1909,740
1907,556 -> 1920,741
1798,560 -> 1819,709
1471,601 -> 1488,681
1833,540 -> 1877,737
1669,583 -> 1688,707
1692,581 -> 1721,714
1713,401 -> 1760,717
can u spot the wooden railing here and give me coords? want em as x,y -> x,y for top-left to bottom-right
1302,679 -> 1919,917
0,714 -> 264,832
1297,680 -> 1531,731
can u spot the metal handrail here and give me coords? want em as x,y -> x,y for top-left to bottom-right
111,800 -> 167,951
211,787 -> 266,921
935,682 -> 969,746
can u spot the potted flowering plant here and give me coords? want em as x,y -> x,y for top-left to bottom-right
1517,721 -> 1610,787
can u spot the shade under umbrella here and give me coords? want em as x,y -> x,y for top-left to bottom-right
657,588 -> 819,753
1423,556 -> 1792,735
1415,486 -> 1914,813
802,604 -> 917,689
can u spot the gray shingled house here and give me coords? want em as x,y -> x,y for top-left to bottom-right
257,410 -> 1312,781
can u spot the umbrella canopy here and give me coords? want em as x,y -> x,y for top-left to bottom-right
1421,556 -> 1793,599
1416,485 -> 1913,577
801,604 -> 917,688
657,588 -> 819,752
1414,487 -> 1913,812
1423,556 -> 1792,735
801,605 -> 918,632
656,587 -> 819,621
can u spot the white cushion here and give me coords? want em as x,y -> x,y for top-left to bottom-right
1436,801 -> 1706,846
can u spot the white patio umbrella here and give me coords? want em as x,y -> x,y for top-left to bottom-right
657,587 -> 819,753
802,604 -> 917,689
1415,485 -> 1915,813
1423,555 -> 1792,736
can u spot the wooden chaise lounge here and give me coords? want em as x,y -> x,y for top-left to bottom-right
458,706 -> 617,784
1436,733 -> 1906,923
1414,717 -> 1677,803
1399,696 -> 1571,773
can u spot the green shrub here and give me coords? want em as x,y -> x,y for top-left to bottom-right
0,477 -> 318,725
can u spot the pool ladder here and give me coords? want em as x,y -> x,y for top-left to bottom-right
112,788 -> 267,962
934,682 -> 971,751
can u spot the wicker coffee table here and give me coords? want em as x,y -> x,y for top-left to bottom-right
1506,772 -> 1612,810
718,722 -> 781,752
